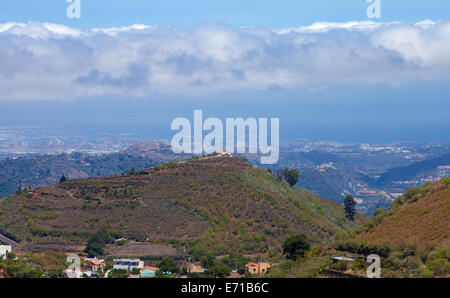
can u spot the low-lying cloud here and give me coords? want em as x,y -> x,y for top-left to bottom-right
1,20 -> 450,101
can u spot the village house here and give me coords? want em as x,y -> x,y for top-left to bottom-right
140,266 -> 159,278
66,258 -> 103,279
84,257 -> 105,272
245,262 -> 271,275
113,258 -> 144,271
187,264 -> 205,274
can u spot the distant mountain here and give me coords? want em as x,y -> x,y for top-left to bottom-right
356,178 -> 450,248
377,153 -> 450,186
0,142 -> 186,199
0,156 -> 363,255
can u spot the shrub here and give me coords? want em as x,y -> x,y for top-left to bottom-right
352,257 -> 367,271
295,257 -> 330,278
373,208 -> 384,217
415,267 -> 434,278
427,259 -> 450,276
329,260 -> 348,271
282,234 -> 311,260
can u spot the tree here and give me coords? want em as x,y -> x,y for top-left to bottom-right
344,194 -> 356,221
84,228 -> 115,257
158,257 -> 178,274
282,168 -> 299,187
59,175 -> 67,183
85,242 -> 104,258
282,234 -> 310,260
221,253 -> 250,274
210,261 -> 231,278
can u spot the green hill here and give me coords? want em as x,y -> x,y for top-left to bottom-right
355,177 -> 450,248
0,155 -> 363,255
266,178 -> 450,278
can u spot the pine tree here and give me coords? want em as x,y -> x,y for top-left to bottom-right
344,194 -> 356,221
59,175 -> 67,183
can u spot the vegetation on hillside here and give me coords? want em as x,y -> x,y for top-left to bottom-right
267,178 -> 450,278
354,177 -> 450,248
0,156 -> 361,256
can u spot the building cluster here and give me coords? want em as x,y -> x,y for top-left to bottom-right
66,257 -> 162,278
317,162 -> 336,172
66,256 -> 271,278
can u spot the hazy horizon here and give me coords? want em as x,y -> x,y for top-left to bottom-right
1,2 -> 450,144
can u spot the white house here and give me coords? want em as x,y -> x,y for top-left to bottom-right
113,259 -> 144,271
0,245 -> 12,260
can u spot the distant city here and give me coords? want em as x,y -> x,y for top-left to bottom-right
0,126 -> 147,158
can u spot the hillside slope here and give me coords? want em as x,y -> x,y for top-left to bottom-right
0,156 -> 362,254
356,178 -> 450,248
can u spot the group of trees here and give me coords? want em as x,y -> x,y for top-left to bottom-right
198,253 -> 251,277
84,228 -> 120,257
157,257 -> 179,275
0,252 -> 43,278
0,251 -> 66,278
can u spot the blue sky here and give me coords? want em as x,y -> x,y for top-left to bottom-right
0,1 -> 449,143
1,0 -> 449,28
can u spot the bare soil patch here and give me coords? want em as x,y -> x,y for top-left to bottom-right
109,242 -> 178,256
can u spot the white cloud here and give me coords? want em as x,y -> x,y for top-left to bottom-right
275,20 -> 400,34
0,20 -> 450,101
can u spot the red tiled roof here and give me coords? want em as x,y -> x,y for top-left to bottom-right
143,266 -> 159,271
91,260 -> 105,266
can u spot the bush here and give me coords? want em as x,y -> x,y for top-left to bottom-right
426,248 -> 450,277
403,187 -> 426,203
427,259 -> 450,276
108,269 -> 129,278
329,260 -> 348,271
373,208 -> 384,217
282,234 -> 311,260
295,257 -> 331,278
352,257 -> 367,271
415,267 -> 434,278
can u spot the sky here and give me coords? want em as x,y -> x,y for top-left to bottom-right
1,0 -> 450,29
0,1 -> 449,143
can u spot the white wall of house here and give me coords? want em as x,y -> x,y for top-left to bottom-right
0,245 -> 12,259
113,259 -> 144,271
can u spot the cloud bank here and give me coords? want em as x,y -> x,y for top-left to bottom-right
1,20 -> 450,101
